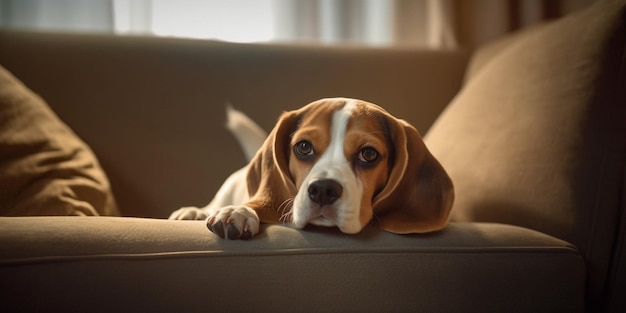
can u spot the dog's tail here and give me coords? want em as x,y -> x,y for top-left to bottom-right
226,104 -> 268,162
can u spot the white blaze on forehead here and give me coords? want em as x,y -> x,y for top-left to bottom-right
327,99 -> 356,159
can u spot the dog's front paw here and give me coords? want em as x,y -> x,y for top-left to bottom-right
207,205 -> 260,240
168,206 -> 208,220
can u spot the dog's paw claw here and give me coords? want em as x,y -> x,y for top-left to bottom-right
206,206 -> 260,240
226,223 -> 241,239
241,230 -> 253,240
207,220 -> 245,239
211,221 -> 226,238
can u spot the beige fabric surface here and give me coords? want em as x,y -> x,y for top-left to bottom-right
0,66 -> 119,216
425,0 -> 626,310
0,217 -> 584,313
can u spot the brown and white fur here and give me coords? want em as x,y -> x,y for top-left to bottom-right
169,98 -> 454,239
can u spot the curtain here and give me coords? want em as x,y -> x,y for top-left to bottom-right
272,0 -> 594,48
0,0 -> 595,48
448,0 -> 595,47
0,0 -> 114,33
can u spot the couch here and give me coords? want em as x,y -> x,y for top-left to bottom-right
0,0 -> 623,311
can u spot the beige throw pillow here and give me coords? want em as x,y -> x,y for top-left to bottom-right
0,65 -> 119,216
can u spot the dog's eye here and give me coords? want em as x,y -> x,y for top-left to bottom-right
358,147 -> 379,164
294,140 -> 314,159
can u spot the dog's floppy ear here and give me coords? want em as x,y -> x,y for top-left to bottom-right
244,110 -> 300,222
372,116 -> 454,234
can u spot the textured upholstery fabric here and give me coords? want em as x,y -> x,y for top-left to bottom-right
0,66 -> 119,216
424,0 -> 626,310
0,217 -> 584,313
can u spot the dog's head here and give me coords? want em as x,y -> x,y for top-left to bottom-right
246,98 -> 454,234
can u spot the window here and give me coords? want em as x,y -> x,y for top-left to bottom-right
114,0 -> 276,43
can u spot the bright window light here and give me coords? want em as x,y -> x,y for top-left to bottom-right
112,0 -> 395,45
150,0 -> 275,43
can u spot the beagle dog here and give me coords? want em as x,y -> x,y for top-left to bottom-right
169,98 -> 454,239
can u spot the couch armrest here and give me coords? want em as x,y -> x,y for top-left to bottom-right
0,217 -> 584,312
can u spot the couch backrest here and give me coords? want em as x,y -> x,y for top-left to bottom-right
425,0 -> 626,311
0,30 -> 469,218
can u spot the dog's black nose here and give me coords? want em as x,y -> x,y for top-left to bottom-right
308,179 -> 343,206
